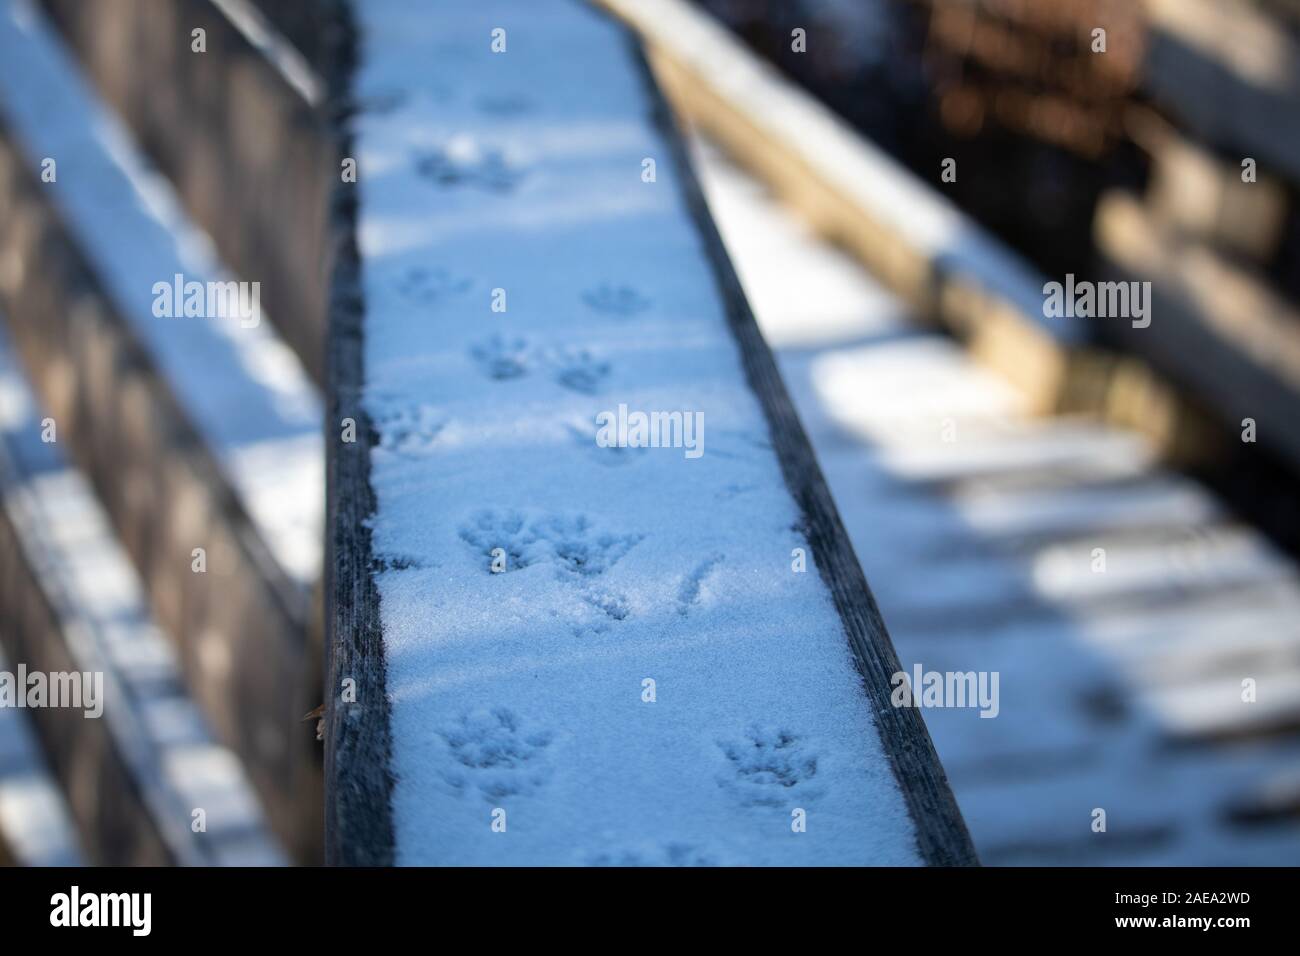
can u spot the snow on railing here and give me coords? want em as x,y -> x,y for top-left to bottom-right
323,0 -> 975,866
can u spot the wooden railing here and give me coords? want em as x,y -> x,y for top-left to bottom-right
0,0 -> 994,866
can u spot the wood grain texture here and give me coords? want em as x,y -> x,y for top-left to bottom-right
321,0 -> 395,867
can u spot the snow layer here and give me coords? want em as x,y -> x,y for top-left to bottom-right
352,0 -> 921,864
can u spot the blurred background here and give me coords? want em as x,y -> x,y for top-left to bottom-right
1,0 -> 1298,865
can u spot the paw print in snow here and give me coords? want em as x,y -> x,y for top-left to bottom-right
459,510 -> 640,578
586,842 -> 719,866
471,335 -> 531,381
546,347 -> 610,394
394,266 -> 471,305
582,283 -> 651,317
535,514 -> 640,577
373,403 -> 446,457
567,423 -> 643,468
718,725 -> 821,808
439,707 -> 553,801
413,136 -> 524,192
458,510 -> 546,573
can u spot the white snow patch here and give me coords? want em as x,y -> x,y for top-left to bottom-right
353,0 -> 921,865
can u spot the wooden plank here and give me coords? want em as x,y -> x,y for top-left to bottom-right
0,328 -> 284,865
325,0 -> 975,866
322,1 -> 389,865
595,0 -> 1083,393
694,128 -> 1300,866
0,121 -> 321,861
1142,0 -> 1300,185
594,0 -> 1227,469
1095,190 -> 1300,473
39,0 -> 336,385
1128,107 -> 1289,265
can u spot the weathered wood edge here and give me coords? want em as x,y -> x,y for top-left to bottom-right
39,0 -> 335,387
321,0 -> 396,867
620,32 -> 980,866
0,123 -> 320,863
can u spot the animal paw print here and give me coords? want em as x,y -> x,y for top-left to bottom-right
458,510 -> 545,573
373,403 -> 446,457
718,725 -> 821,808
567,423 -> 643,467
459,510 -> 640,578
534,514 -> 640,577
438,707 -> 553,801
582,283 -> 651,316
394,266 -> 471,305
413,137 -> 524,192
586,842 -> 719,866
546,347 -> 610,395
471,335 -> 531,381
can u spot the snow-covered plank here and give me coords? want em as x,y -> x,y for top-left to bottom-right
692,126 -> 1300,864
38,0 -> 335,383
0,325 -> 284,865
1142,0 -> 1300,185
1096,190 -> 1300,472
0,0 -> 322,860
325,0 -> 974,866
